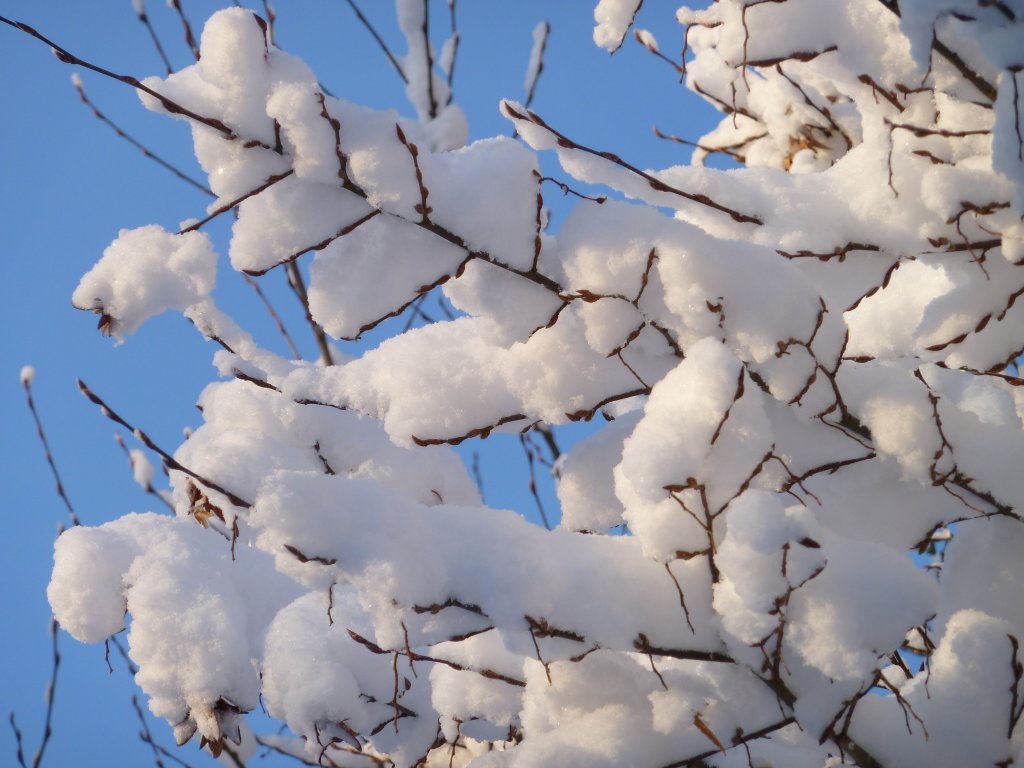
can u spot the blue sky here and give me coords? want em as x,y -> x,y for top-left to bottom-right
1,2 -> 721,764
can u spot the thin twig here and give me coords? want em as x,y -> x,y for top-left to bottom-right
470,451 -> 485,502
113,434 -> 176,513
132,1 -> 173,75
14,619 -> 62,768
503,102 -> 763,225
167,0 -> 200,62
71,75 -> 213,196
109,635 -> 139,676
286,263 -> 334,366
873,0 -> 997,101
420,0 -> 438,119
76,379 -> 252,509
32,619 -> 60,768
401,294 -> 436,333
519,433 -> 552,530
131,695 -> 168,768
342,0 -> 408,84
262,0 -> 277,46
634,28 -> 684,75
9,713 -> 27,768
525,21 -> 550,108
444,0 -> 459,101
0,16 -> 270,147
22,371 -> 80,527
131,695 -> 197,768
242,274 -> 302,360
179,170 -> 294,234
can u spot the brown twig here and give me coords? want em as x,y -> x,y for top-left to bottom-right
261,0 -> 277,46
653,124 -> 760,164
0,16 -> 277,149
132,1 -> 173,76
503,102 -> 763,225
8,713 -> 27,768
241,209 -> 380,277
33,619 -> 60,768
22,372 -> 80,527
419,0 -> 438,119
131,694 -> 197,768
633,28 -> 684,75
76,379 -> 252,509
167,0 -> 199,62
242,274 -> 302,360
536,173 -> 606,204
519,433 -> 552,530
281,262 -> 330,365
71,75 -> 213,196
347,629 -> 526,687
657,717 -> 797,768
443,0 -> 459,102
873,0 -> 997,101
525,20 -> 549,107
412,414 -> 529,446
342,0 -> 408,84
114,433 -> 176,514
179,170 -> 294,234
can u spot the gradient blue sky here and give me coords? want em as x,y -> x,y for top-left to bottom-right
1,2 -> 721,765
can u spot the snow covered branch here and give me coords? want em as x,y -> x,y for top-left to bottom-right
7,0 -> 1024,765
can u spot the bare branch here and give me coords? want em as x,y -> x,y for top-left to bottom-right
23,372 -> 80,528
342,0 -> 408,84
71,75 -> 213,196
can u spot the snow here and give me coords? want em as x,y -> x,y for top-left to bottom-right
635,28 -> 658,52
129,449 -> 156,489
592,0 -> 642,53
72,225 -> 217,340
229,173 -> 374,275
47,2 -> 1024,766
523,21 -> 549,96
308,245 -> 436,346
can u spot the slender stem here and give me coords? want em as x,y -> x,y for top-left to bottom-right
76,379 -> 252,509
167,0 -> 200,62
0,15 -> 274,149
873,0 -> 997,101
72,76 -> 213,196
420,0 -> 438,119
9,713 -> 27,768
134,9 -> 173,75
503,101 -> 763,225
179,170 -> 293,234
242,274 -> 302,360
286,262 -> 335,366
262,0 -> 277,46
29,619 -> 61,768
23,375 -> 80,528
342,0 -> 408,84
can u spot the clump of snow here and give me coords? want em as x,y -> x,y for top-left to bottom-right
593,0 -> 643,52
72,226 -> 217,340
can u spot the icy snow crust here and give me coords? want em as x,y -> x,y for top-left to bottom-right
52,3 -> 1024,766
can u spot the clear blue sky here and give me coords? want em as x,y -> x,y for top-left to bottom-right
1,2 -> 720,764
